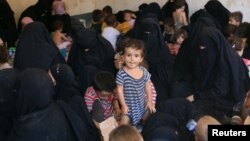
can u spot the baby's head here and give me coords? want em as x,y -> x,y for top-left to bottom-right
229,11 -> 243,27
172,29 -> 188,45
109,125 -> 143,141
105,14 -> 118,27
52,20 -> 64,32
21,17 -> 34,29
93,71 -> 116,99
123,10 -> 133,22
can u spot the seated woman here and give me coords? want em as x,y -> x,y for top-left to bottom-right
6,68 -> 97,141
188,27 -> 250,139
14,22 -> 65,71
50,0 -> 71,35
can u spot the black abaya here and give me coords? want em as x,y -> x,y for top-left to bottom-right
7,68 -> 94,141
14,22 -> 65,71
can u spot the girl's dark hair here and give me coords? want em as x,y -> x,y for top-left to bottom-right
92,71 -> 116,92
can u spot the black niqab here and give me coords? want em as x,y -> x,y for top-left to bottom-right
17,0 -> 53,33
128,3 -> 174,104
194,27 -> 250,114
171,17 -> 216,98
14,22 -> 65,71
204,0 -> 230,31
68,27 -> 115,92
7,68 -> 91,141
160,0 -> 189,22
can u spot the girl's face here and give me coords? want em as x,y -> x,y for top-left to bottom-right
123,47 -> 143,69
228,17 -> 240,26
176,35 -> 185,45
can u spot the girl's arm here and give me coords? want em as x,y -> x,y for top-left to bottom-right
117,85 -> 129,114
113,99 -> 121,117
145,80 -> 156,113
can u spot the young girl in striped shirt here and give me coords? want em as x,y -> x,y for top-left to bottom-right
116,39 -> 156,126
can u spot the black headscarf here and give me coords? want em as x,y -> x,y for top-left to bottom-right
128,3 -> 174,104
172,17 -> 216,97
68,27 -> 115,92
0,0 -> 18,47
189,9 -> 220,30
143,99 -> 194,141
50,64 -> 81,102
66,95 -> 101,141
7,68 -> 91,141
0,68 -> 18,139
194,27 -> 250,115
204,0 -> 230,31
17,0 -> 53,33
147,126 -> 181,141
142,112 -> 180,141
14,22 -> 65,71
160,0 -> 189,22
15,68 -> 54,116
132,2 -> 173,65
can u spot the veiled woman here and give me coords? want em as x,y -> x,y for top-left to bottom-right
190,27 -> 250,123
68,27 -> 115,93
14,22 -> 65,71
7,68 -> 97,141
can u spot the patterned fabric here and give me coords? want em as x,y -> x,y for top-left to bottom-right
116,66 -> 151,125
84,86 -> 115,120
150,80 -> 157,104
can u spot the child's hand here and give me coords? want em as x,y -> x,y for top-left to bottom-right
146,101 -> 156,113
186,94 -> 194,102
114,108 -> 122,118
122,104 -> 129,115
